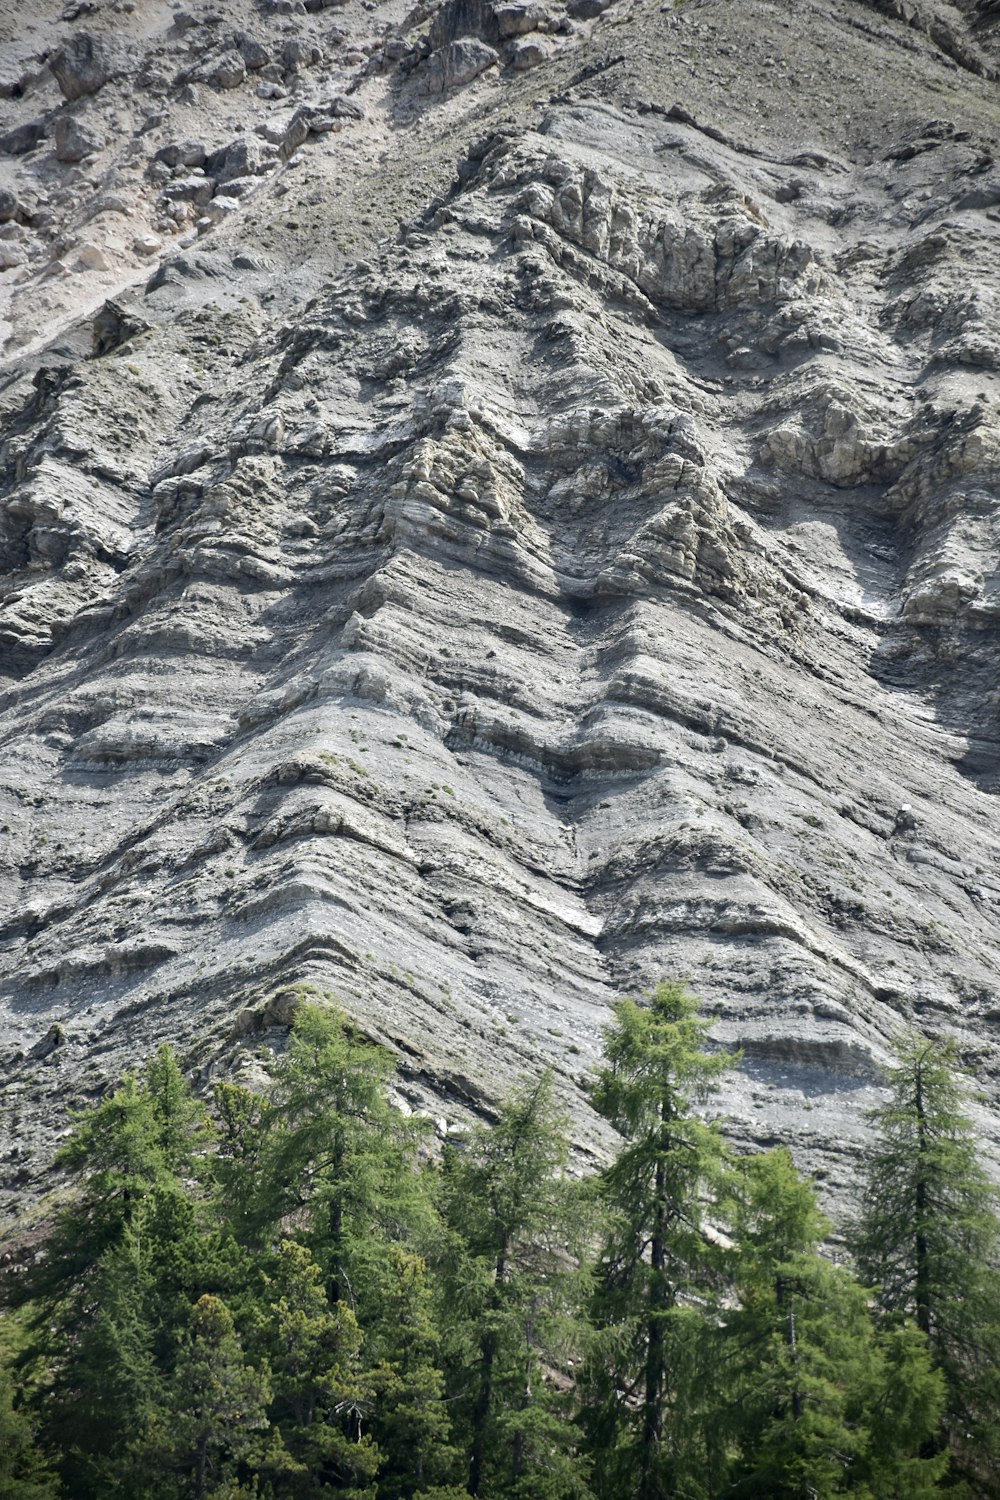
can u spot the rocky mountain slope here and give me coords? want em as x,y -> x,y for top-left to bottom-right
3,0 -> 1000,1224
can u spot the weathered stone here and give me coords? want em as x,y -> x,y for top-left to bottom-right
0,189 -> 27,224
154,138 -> 207,169
53,113 -> 104,161
507,34 -> 550,68
1,118 -> 46,155
206,135 -> 272,183
234,31 -> 271,70
205,50 -> 247,90
494,2 -> 550,37
566,0 -> 612,17
416,38 -> 499,94
50,31 -> 123,100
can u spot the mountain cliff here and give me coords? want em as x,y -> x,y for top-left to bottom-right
4,0 -> 1000,1222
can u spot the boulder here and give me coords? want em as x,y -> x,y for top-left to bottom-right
205,50 -> 247,89
508,34 -> 550,67
234,31 -> 271,69
206,135 -> 272,183
92,298 -> 150,353
282,38 -> 323,70
1,119 -> 47,155
53,113 -> 104,161
50,31 -> 122,100
0,188 -> 28,224
417,39 -> 499,94
494,2 -> 549,36
162,174 -> 214,206
428,0 -> 501,47
154,138 -> 206,169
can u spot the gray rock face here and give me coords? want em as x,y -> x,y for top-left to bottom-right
3,0 -> 1000,1218
52,114 -> 104,163
417,38 -> 499,94
50,31 -> 123,101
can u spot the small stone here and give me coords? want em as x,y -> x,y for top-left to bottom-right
133,233 -> 161,256
75,241 -> 110,269
0,243 -> 27,270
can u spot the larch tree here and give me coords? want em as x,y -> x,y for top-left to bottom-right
853,1032 -> 1000,1489
582,982 -> 733,1500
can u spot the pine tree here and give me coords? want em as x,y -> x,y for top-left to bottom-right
159,1295 -> 271,1500
256,1003 -> 429,1320
439,1071 -> 592,1500
724,1150 -> 946,1498
367,1247 -> 462,1499
251,1239 -> 380,1498
582,982 -> 733,1500
0,1356 -> 59,1499
854,1032 -> 1000,1485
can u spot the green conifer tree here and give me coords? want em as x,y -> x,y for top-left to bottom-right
368,1247 -> 462,1499
256,1003 -> 429,1320
724,1150 -> 946,1498
439,1072 -> 592,1500
251,1239 -> 380,1498
159,1295 -> 271,1500
582,982 -> 733,1500
0,1357 -> 60,1500
854,1032 -> 1000,1489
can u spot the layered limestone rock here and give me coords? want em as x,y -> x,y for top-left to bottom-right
3,0 -> 1000,1219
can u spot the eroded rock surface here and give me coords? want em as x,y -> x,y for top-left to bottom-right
3,0 -> 1000,1219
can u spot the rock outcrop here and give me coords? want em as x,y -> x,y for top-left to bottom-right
3,0 -> 1000,1219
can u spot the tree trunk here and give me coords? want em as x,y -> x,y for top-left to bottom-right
468,1329 -> 496,1497
640,1125 -> 668,1500
914,1060 -> 931,1340
469,1248 -> 507,1496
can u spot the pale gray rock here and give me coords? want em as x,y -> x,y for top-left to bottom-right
155,139 -> 207,169
234,31 -> 271,71
53,114 -> 105,162
4,0 -> 1000,1226
508,35 -> 550,68
416,39 -> 499,93
206,135 -> 272,183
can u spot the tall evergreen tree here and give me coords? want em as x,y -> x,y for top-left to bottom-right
854,1032 -> 1000,1488
724,1150 -> 946,1498
439,1071 -> 591,1500
368,1247 -> 462,1500
256,1003 -> 430,1321
158,1295 -> 271,1500
582,982 -> 733,1500
0,1356 -> 60,1500
252,1239 -> 380,1498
